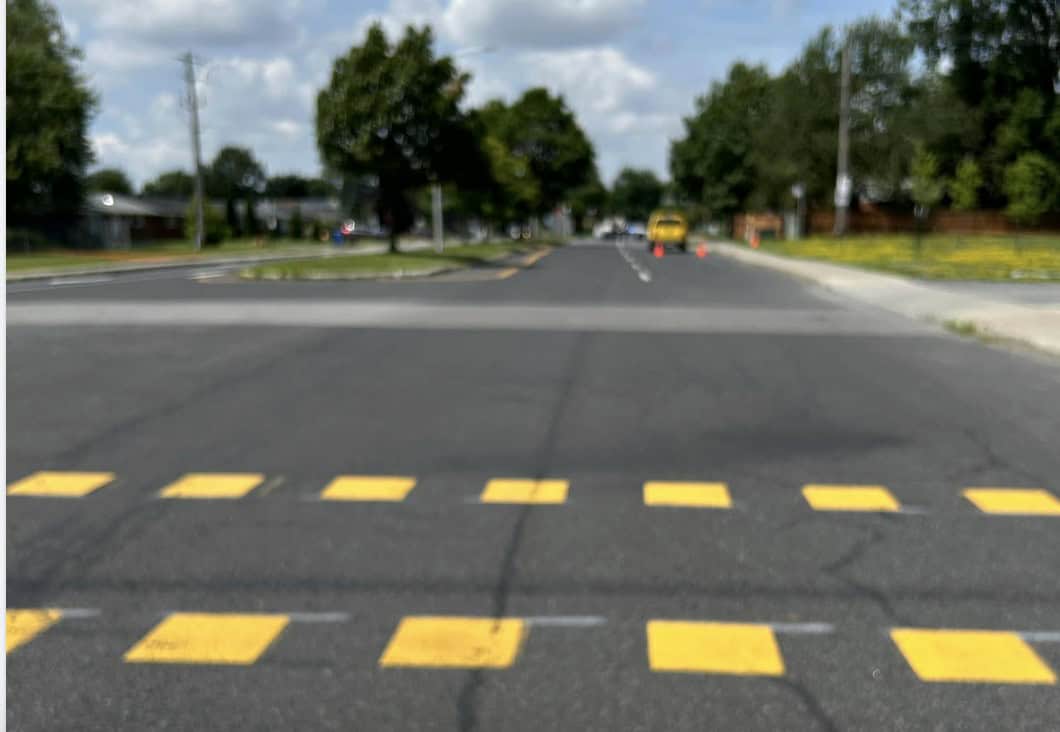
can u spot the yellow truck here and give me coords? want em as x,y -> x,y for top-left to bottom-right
646,210 -> 689,252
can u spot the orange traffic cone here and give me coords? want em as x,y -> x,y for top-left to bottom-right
750,233 -> 760,249
696,242 -> 707,258
653,244 -> 664,258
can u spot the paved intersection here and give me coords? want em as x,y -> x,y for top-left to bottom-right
7,240 -> 1060,730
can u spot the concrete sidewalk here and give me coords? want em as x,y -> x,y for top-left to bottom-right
715,242 -> 1060,358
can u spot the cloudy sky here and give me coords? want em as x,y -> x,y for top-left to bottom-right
56,0 -> 892,187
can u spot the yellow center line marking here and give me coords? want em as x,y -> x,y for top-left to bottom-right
480,478 -> 568,504
963,488 -> 1060,515
520,248 -> 552,266
802,484 -> 901,512
7,471 -> 115,497
379,616 -> 527,668
124,613 -> 290,665
647,620 -> 785,676
160,473 -> 265,499
494,267 -> 519,280
644,481 -> 731,508
321,475 -> 416,502
6,609 -> 63,652
892,628 -> 1057,684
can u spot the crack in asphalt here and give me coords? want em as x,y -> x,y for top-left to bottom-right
457,331 -> 591,732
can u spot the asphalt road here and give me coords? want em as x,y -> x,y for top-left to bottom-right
8,238 -> 1060,731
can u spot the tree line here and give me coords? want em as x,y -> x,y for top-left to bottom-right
669,0 -> 1059,227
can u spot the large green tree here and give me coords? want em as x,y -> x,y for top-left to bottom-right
265,174 -> 337,198
86,167 -> 133,195
496,88 -> 596,218
670,63 -> 772,218
609,168 -> 664,221
6,0 -> 96,233
207,146 -> 266,236
142,170 -> 195,197
316,24 -> 480,251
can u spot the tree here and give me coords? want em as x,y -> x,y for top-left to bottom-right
142,170 -> 195,197
568,176 -> 608,233
7,0 -> 97,233
609,168 -> 663,221
316,24 -> 480,252
909,144 -> 945,216
288,206 -> 304,238
86,167 -> 133,195
184,197 -> 227,245
265,174 -> 337,198
950,158 -> 983,211
671,63 -> 772,218
207,146 -> 265,239
497,89 -> 595,218
1004,153 -> 1060,227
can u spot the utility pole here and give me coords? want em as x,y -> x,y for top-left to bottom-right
181,52 -> 205,250
833,40 -> 851,237
431,183 -> 444,252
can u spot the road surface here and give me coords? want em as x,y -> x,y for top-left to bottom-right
8,239 -> 1060,730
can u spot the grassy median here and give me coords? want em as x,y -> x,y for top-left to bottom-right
6,238 -> 345,274
240,241 -> 548,280
758,234 -> 1060,281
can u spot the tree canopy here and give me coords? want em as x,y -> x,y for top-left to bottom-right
609,168 -> 664,221
316,24 -> 480,250
7,0 -> 96,231
142,170 -> 196,197
265,174 -> 337,198
86,167 -> 133,195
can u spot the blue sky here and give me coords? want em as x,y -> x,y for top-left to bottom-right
55,0 -> 893,187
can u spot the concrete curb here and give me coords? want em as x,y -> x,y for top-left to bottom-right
713,242 -> 1060,357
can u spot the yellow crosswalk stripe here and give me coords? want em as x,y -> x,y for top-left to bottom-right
963,488 -> 1060,516
6,609 -> 63,652
480,478 -> 568,504
802,484 -> 900,512
7,471 -> 115,497
380,616 -> 527,668
647,620 -> 785,676
644,481 -> 731,508
892,628 -> 1056,684
160,473 -> 265,499
321,475 -> 416,502
124,613 -> 289,664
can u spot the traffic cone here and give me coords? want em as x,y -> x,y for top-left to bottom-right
750,233 -> 760,249
653,244 -> 664,258
696,242 -> 707,258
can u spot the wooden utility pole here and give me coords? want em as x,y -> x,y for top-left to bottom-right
182,52 -> 205,250
833,41 -> 851,236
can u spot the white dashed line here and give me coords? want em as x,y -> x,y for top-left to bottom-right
616,240 -> 653,284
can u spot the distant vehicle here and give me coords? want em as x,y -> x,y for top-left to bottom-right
592,217 -> 627,239
626,221 -> 647,239
647,210 -> 689,252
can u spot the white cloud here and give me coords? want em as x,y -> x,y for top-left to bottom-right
444,0 -> 643,48
85,0 -> 305,48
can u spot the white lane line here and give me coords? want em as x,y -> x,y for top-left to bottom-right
615,240 -> 653,284
287,612 -> 351,623
770,622 -> 835,635
47,276 -> 114,286
523,615 -> 608,627
57,607 -> 102,619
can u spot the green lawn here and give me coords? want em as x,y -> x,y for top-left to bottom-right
241,241 -> 545,280
6,238 -> 351,274
758,234 -> 1060,281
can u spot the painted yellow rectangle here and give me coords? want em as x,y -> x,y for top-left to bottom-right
481,479 -> 568,504
647,620 -> 785,676
321,476 -> 416,502
892,628 -> 1056,684
6,609 -> 63,652
963,488 -> 1060,516
124,613 -> 289,665
8,471 -> 114,497
160,473 -> 264,499
644,482 -> 731,508
802,484 -> 900,512
380,616 -> 526,668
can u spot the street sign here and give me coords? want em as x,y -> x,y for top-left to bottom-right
834,175 -> 852,207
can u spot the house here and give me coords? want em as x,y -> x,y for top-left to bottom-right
84,192 -> 186,248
